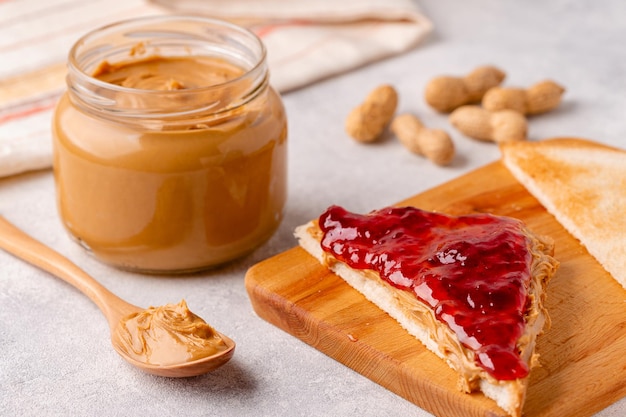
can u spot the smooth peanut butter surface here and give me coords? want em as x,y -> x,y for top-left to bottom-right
92,56 -> 242,90
53,54 -> 287,272
114,300 -> 229,366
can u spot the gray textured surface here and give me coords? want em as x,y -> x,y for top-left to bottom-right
2,1 -> 625,416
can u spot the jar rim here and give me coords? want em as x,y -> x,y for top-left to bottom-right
67,15 -> 268,97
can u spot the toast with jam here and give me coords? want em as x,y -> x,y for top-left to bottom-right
295,205 -> 559,417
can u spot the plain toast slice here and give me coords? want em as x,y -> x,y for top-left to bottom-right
501,137 -> 626,291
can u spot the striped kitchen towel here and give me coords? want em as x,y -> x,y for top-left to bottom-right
0,0 -> 432,178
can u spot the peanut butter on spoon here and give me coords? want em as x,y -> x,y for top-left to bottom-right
114,299 -> 231,366
0,215 -> 235,377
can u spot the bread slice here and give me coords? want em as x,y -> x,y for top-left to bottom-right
295,206 -> 558,417
500,137 -> 626,291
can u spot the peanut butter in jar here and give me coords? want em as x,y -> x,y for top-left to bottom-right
52,16 -> 287,273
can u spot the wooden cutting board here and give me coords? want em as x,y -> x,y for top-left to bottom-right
244,160 -> 626,417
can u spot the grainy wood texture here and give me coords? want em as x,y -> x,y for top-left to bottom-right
244,160 -> 626,417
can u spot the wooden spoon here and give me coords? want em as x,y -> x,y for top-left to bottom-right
0,216 -> 235,377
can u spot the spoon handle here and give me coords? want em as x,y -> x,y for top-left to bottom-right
0,215 -> 134,322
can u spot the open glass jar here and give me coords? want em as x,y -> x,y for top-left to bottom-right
52,16 -> 287,273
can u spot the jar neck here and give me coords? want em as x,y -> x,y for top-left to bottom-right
66,16 -> 269,128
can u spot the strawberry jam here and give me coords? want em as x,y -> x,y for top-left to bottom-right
319,205 -> 533,380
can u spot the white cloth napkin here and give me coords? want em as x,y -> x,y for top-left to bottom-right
151,0 -> 433,92
0,0 -> 432,178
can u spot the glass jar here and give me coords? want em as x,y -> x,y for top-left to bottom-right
52,16 -> 287,273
